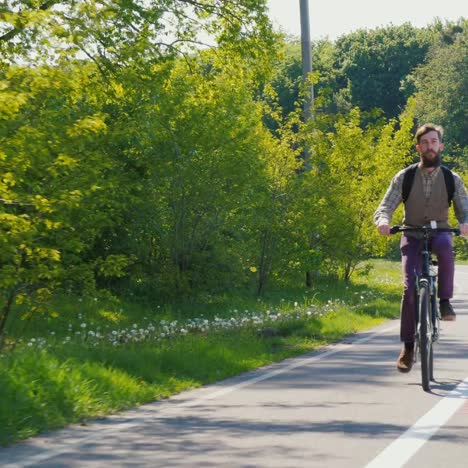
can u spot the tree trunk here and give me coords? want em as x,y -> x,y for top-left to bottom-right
257,229 -> 273,296
0,289 -> 16,350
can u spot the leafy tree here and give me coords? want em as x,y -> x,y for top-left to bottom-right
333,23 -> 434,119
0,0 -> 277,70
0,0 -> 284,342
410,20 -> 468,159
250,94 -> 303,295
266,38 -> 341,123
288,105 -> 415,281
120,52 -> 277,296
0,62 -> 124,341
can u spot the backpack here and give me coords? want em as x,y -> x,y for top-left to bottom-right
402,163 -> 455,205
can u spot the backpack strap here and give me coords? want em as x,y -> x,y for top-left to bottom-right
402,163 -> 455,205
441,165 -> 455,206
402,163 -> 419,203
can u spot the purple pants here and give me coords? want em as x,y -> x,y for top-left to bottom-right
400,233 -> 454,343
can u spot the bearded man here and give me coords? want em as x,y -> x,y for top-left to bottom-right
374,123 -> 468,373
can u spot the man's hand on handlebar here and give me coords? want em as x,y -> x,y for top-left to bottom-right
377,223 -> 391,237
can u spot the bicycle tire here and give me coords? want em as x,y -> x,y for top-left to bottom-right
430,284 -> 439,381
419,282 -> 433,391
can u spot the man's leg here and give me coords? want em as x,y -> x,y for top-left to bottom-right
397,235 -> 422,372
431,232 -> 454,299
431,232 -> 455,320
400,234 -> 422,343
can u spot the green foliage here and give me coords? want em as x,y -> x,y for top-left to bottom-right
0,1 -> 283,338
333,23 -> 434,119
266,24 -> 429,120
266,39 -> 337,120
98,51 -> 283,297
268,21 -> 466,122
0,63 -> 108,337
410,19 -> 468,156
290,105 -> 415,280
0,3 -> 466,343
0,0 -> 278,71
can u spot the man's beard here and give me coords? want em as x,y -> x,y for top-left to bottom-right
421,150 -> 442,168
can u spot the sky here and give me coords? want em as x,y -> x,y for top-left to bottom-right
267,0 -> 468,40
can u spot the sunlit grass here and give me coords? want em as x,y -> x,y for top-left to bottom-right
0,259 -> 402,446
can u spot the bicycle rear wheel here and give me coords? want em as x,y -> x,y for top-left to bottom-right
419,282 -> 433,391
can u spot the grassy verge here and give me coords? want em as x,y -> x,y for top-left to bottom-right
0,260 -> 401,447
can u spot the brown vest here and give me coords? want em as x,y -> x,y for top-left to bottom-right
403,167 -> 450,228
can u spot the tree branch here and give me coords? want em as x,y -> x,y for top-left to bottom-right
0,0 -> 61,43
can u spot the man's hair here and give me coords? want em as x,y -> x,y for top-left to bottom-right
415,123 -> 444,144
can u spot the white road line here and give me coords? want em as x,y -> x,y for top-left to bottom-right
3,323 -> 399,468
365,376 -> 468,468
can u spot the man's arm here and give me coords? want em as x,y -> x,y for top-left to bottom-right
374,170 -> 404,235
452,173 -> 468,236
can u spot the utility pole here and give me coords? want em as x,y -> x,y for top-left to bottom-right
299,0 -> 314,288
299,0 -> 314,123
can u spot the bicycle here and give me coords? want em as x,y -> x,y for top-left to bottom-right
390,225 -> 460,391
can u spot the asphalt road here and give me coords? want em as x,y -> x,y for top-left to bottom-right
2,266 -> 468,468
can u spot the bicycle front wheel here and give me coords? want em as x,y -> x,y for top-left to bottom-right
419,282 -> 433,391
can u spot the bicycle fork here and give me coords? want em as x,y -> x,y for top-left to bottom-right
413,275 -> 438,365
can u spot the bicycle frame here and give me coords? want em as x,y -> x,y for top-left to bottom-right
390,225 -> 460,391
414,230 -> 439,341
413,230 -> 439,388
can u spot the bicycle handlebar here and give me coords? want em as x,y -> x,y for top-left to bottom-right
390,225 -> 461,236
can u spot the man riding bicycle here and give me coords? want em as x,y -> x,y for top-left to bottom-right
374,123 -> 468,373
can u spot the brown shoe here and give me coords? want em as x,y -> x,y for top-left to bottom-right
397,347 -> 414,373
440,300 -> 456,321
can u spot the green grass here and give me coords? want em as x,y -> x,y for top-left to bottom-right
0,259 -> 402,447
